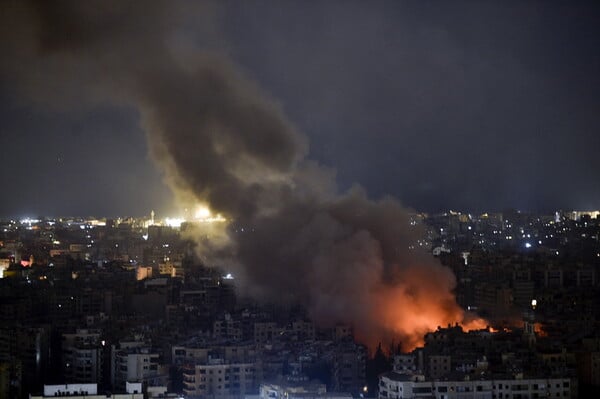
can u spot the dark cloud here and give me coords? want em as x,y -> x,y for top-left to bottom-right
0,0 -> 493,348
220,1 -> 600,212
3,1 -> 600,215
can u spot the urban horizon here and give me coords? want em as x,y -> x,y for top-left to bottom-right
1,1 -> 599,398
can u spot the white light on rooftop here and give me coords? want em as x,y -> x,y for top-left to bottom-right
195,205 -> 211,219
165,217 -> 184,228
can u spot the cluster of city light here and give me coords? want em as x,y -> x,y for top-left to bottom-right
194,205 -> 226,223
161,204 -> 226,228
19,218 -> 40,225
164,217 -> 185,228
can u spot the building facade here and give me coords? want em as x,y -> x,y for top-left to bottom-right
379,372 -> 573,399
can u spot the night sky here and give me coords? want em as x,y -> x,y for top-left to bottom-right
1,1 -> 599,217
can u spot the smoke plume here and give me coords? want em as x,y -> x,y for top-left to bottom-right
0,0 -> 485,350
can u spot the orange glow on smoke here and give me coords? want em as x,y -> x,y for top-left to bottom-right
354,264 -> 487,352
488,327 -> 511,333
461,318 -> 489,331
534,322 -> 547,337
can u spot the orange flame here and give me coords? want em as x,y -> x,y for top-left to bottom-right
353,263 -> 487,352
461,318 -> 489,331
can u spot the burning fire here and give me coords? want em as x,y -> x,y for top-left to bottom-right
353,264 -> 488,352
462,318 -> 490,331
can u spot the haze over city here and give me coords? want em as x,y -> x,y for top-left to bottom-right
0,1 -> 599,398
1,1 -> 599,217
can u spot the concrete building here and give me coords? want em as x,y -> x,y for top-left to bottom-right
213,315 -> 243,342
62,329 -> 105,384
254,322 -> 280,344
393,355 -> 417,374
0,326 -> 49,390
334,325 -> 353,341
182,360 -> 259,397
289,320 -> 316,341
474,283 -> 513,317
30,382 -> 143,399
428,355 -> 452,380
379,371 -> 572,399
111,344 -> 164,390
332,342 -> 366,394
178,340 -> 260,397
260,381 -> 352,399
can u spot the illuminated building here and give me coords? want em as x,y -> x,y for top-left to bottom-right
158,259 -> 183,278
565,211 -> 600,221
259,381 -> 352,399
29,382 -> 143,398
182,360 -> 259,397
0,258 -> 9,278
136,265 -> 153,280
176,340 -> 259,397
379,371 -> 573,399
110,343 -> 165,391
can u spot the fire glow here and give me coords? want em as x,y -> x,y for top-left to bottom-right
351,263 -> 488,352
163,204 -> 226,228
4,0 -> 487,356
534,322 -> 548,337
194,205 -> 226,223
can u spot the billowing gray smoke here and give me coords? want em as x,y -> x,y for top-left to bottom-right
0,0 -> 484,350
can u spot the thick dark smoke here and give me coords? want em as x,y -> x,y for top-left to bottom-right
0,0 -> 484,350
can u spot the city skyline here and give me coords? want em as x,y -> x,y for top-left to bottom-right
1,3 -> 600,396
